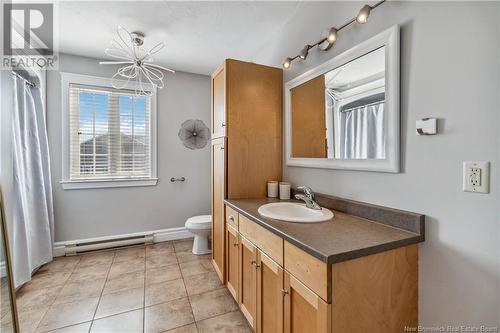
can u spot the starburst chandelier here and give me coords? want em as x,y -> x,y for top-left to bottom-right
99,26 -> 175,95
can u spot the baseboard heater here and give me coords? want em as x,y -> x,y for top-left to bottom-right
65,234 -> 154,256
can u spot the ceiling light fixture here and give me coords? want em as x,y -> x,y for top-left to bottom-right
99,26 -> 175,95
282,0 -> 385,69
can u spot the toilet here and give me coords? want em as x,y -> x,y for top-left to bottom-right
185,215 -> 212,255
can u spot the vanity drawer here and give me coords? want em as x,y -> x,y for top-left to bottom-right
239,215 -> 283,266
284,241 -> 329,302
225,206 -> 239,229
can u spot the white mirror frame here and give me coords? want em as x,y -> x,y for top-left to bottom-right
285,25 -> 400,173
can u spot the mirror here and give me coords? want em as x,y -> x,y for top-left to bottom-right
0,191 -> 19,333
285,25 -> 400,172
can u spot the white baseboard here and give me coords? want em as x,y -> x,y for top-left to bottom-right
52,245 -> 66,257
53,226 -> 194,257
154,227 -> 193,243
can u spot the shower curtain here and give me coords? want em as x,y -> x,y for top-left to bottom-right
11,74 -> 54,288
340,102 -> 385,159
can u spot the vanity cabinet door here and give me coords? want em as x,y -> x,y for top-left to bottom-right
225,224 -> 239,301
257,250 -> 284,333
211,64 -> 226,139
211,138 -> 226,282
284,272 -> 330,333
239,235 -> 257,329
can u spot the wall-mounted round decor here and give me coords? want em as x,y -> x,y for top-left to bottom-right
178,119 -> 210,150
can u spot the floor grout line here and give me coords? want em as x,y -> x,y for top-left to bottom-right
174,240 -> 199,333
88,250 -> 116,333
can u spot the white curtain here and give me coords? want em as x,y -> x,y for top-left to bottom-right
11,75 -> 54,288
340,102 -> 385,159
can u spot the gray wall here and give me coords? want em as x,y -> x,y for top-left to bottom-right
254,1 -> 500,328
47,53 -> 211,242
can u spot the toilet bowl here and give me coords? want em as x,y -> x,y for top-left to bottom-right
185,215 -> 212,255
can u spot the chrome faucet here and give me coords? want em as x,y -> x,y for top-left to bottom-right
294,186 -> 321,210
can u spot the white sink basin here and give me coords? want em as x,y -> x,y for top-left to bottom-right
258,202 -> 333,223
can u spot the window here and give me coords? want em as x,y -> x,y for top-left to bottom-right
61,73 -> 157,189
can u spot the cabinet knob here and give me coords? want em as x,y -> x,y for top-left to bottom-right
250,260 -> 260,269
220,147 -> 224,150
228,215 -> 234,221
233,243 -> 239,247
221,122 -> 226,127
281,289 -> 289,296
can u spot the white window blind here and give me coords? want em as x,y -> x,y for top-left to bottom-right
69,84 -> 152,180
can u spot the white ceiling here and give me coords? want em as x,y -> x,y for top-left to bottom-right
58,1 -> 303,75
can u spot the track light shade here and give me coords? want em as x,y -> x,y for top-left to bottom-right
283,57 -> 292,69
356,4 -> 371,24
299,45 -> 310,60
326,27 -> 338,43
319,27 -> 338,51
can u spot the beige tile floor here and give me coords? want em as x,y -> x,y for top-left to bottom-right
14,239 -> 252,333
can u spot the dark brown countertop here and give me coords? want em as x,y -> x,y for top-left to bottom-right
225,197 -> 425,264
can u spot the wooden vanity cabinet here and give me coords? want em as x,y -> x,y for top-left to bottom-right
225,208 -> 325,333
225,223 -> 239,301
257,250 -> 284,333
222,205 -> 418,333
211,59 -> 282,282
284,272 -> 330,333
239,235 -> 258,329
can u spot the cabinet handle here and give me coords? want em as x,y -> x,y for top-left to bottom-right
281,289 -> 289,296
220,147 -> 224,150
221,123 -> 226,127
228,215 -> 234,222
250,260 -> 260,269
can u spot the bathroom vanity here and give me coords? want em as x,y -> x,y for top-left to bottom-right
222,195 -> 424,333
210,27 -> 424,332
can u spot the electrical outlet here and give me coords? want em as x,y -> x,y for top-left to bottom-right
463,161 -> 489,193
469,168 -> 481,186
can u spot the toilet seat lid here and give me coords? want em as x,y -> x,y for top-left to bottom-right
186,215 -> 211,224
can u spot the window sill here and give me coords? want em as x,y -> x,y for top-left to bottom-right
60,178 -> 158,190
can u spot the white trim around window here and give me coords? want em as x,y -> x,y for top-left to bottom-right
60,72 -> 158,190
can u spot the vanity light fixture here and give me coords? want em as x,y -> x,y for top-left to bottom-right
283,57 -> 293,69
299,45 -> 311,60
318,27 -> 338,51
326,27 -> 338,43
282,0 -> 386,69
356,5 -> 372,24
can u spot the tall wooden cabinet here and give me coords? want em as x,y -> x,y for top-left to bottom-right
211,137 -> 226,280
210,59 -> 283,282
